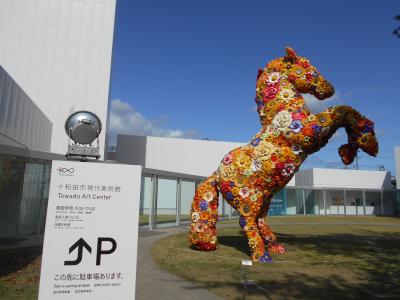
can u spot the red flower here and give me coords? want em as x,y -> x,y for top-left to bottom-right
209,201 -> 218,210
292,111 -> 306,120
220,181 -> 231,193
255,178 -> 265,190
299,60 -> 310,69
263,84 -> 279,102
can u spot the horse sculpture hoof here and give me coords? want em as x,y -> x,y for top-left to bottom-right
258,252 -> 273,263
268,243 -> 286,254
338,144 -> 357,165
357,118 -> 378,157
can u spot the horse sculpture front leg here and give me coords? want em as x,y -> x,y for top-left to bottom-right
304,105 -> 378,163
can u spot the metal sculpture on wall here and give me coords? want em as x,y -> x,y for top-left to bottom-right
65,111 -> 102,160
188,48 -> 379,263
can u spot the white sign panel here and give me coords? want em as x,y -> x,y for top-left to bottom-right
39,160 -> 141,300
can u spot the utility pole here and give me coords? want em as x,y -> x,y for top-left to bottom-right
355,150 -> 359,170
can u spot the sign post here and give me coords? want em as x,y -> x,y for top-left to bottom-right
39,160 -> 141,299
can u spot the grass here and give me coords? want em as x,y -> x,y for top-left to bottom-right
151,216 -> 400,300
1,216 -> 399,299
0,247 -> 42,300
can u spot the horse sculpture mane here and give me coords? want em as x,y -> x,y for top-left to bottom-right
188,47 -> 379,263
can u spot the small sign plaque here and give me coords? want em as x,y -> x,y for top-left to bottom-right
242,260 -> 253,266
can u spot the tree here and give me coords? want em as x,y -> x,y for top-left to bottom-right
393,15 -> 400,38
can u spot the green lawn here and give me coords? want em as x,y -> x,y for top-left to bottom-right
152,216 -> 400,300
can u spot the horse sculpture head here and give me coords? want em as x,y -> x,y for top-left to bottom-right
282,47 -> 334,100
255,47 -> 335,126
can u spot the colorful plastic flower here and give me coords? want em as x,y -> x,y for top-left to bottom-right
263,85 -> 279,102
255,140 -> 275,160
282,163 -> 295,176
222,153 -> 233,165
251,159 -> 262,172
233,175 -> 247,188
234,153 -> 252,170
239,187 -> 250,198
278,88 -> 296,101
219,164 -> 235,179
272,110 -> 293,131
267,72 -> 281,85
191,212 -> 200,222
289,119 -> 303,133
251,138 -> 261,146
199,200 -> 208,211
203,191 -> 214,202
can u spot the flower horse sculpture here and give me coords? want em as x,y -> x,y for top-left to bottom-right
188,47 -> 379,263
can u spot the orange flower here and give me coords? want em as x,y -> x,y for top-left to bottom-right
302,126 -> 314,136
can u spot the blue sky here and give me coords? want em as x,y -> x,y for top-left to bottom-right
108,0 -> 400,174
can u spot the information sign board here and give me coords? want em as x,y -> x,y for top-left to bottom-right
39,160 -> 141,299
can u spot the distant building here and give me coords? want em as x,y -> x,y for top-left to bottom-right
395,146 -> 400,189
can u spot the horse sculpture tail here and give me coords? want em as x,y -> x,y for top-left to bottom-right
188,173 -> 220,251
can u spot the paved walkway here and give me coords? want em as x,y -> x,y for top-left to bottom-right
135,228 -> 224,300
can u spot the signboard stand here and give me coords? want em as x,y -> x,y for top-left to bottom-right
39,160 -> 141,299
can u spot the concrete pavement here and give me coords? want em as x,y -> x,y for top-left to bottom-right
135,228 -> 224,300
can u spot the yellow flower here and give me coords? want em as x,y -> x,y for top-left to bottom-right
261,161 -> 275,173
239,203 -> 252,216
280,79 -> 291,88
219,164 -> 235,179
281,146 -> 292,157
255,140 -> 275,160
315,112 -> 332,126
231,187 -> 240,196
291,65 -> 306,77
268,60 -> 283,71
234,152 -> 252,169
234,175 -> 248,187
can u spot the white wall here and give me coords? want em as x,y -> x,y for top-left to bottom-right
295,169 -> 313,186
0,0 -> 116,156
0,66 -> 52,151
296,168 -> 392,189
145,136 -> 243,177
116,135 -> 296,186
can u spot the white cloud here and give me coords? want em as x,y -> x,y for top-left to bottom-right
302,92 -> 340,114
108,99 -> 198,147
